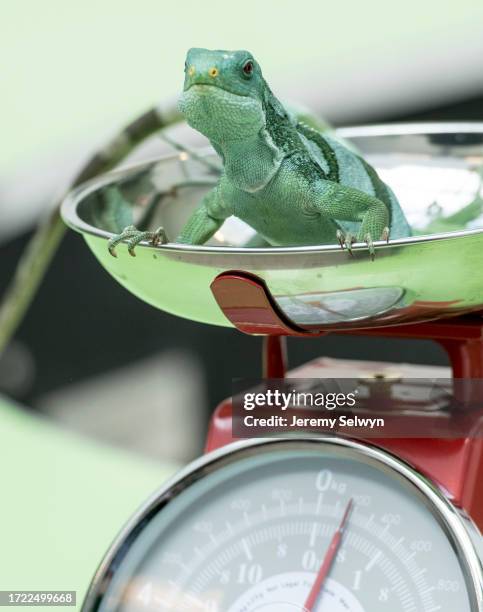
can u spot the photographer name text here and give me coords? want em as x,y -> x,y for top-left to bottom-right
243,414 -> 384,429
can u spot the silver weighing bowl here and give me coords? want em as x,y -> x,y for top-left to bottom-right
61,123 -> 483,331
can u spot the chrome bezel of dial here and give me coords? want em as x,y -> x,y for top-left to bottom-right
82,437 -> 483,611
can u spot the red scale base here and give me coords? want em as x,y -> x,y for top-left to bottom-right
207,271 -> 483,531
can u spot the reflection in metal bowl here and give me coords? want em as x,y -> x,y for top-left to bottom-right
61,123 -> 483,330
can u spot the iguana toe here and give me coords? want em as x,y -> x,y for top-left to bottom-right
364,233 -> 375,261
127,236 -> 140,257
151,226 -> 169,247
336,229 -> 355,256
108,225 -> 137,257
364,227 -> 390,260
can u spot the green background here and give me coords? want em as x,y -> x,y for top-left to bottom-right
0,397 -> 176,607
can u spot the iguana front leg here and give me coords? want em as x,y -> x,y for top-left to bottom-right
313,181 -> 390,259
176,181 -> 234,244
108,181 -> 233,254
176,203 -> 224,245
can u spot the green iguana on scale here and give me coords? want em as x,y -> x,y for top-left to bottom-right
108,48 -> 412,258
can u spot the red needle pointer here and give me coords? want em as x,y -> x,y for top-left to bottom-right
303,498 -> 354,612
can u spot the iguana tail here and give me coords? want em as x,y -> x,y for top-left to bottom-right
0,102 -> 183,356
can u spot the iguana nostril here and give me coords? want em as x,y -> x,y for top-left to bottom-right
209,67 -> 219,78
188,66 -> 196,77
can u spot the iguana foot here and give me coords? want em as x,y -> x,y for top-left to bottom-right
108,225 -> 168,257
356,228 -> 390,261
336,230 -> 355,256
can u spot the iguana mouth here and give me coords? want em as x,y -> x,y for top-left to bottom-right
185,83 -> 250,99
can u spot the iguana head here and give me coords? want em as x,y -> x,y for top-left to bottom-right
179,48 -> 267,143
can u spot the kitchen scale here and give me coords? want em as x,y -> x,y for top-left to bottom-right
62,124 -> 483,611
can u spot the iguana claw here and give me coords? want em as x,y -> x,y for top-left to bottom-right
337,226 -> 390,260
108,225 -> 168,257
336,229 -> 355,256
364,227 -> 389,260
364,233 -> 375,261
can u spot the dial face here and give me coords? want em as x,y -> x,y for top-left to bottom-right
93,440 -> 480,612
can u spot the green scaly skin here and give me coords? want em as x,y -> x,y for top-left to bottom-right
109,48 -> 412,258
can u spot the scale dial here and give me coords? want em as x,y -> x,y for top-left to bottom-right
84,439 -> 483,612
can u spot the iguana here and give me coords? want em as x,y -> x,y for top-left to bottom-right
108,48 -> 412,258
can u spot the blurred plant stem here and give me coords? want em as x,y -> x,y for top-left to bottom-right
0,104 -> 183,356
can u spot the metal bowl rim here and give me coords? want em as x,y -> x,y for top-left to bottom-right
61,121 -> 483,256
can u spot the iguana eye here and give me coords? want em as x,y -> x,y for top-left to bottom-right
242,60 -> 254,77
